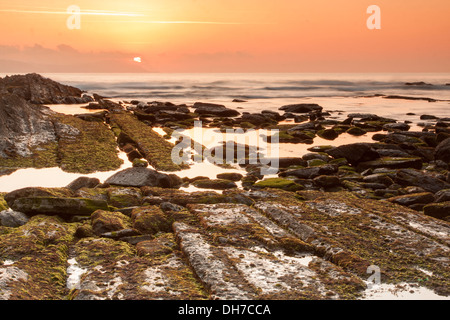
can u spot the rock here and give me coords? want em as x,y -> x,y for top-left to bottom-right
216,173 -> 243,182
261,110 -> 285,121
253,178 -> 304,191
387,192 -> 435,206
395,168 -> 450,194
423,202 -> 450,220
107,187 -> 142,208
131,206 -> 172,235
66,177 -> 100,191
434,138 -> 450,163
362,173 -> 394,187
193,102 -> 240,117
279,103 -> 323,113
357,157 -> 423,171
279,164 -> 338,179
0,73 -> 84,104
405,82 -> 433,86
4,187 -> 74,208
302,153 -> 330,162
313,175 -> 341,188
105,167 -> 179,188
192,179 -> 238,190
0,209 -> 29,227
434,189 -> 450,203
160,202 -> 185,212
240,113 -> 270,126
0,94 -> 59,158
317,129 -> 339,140
346,127 -> 367,136
136,234 -> 176,256
420,115 -> 438,120
91,210 -> 131,236
325,143 -> 379,165
10,197 -> 110,217
132,158 -> 149,168
382,123 -> 410,131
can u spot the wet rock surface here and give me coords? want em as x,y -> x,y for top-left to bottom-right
1,74 -> 450,300
0,186 -> 448,300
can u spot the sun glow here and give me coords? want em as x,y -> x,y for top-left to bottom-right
133,57 -> 142,63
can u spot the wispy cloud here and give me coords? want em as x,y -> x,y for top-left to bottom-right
131,20 -> 246,25
0,9 -> 144,17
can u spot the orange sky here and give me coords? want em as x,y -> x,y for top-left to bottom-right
1,0 -> 449,72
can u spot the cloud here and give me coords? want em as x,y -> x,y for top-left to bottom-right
0,44 -> 151,73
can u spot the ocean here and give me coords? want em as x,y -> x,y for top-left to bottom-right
0,72 -> 449,192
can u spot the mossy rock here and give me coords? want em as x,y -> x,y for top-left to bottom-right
91,210 -> 132,235
423,201 -> 450,220
4,187 -> 75,208
131,205 -> 173,235
346,127 -> 367,136
317,129 -> 339,140
0,215 -> 77,299
0,194 -> 8,211
254,178 -> 304,192
10,196 -> 110,217
136,233 -> 177,257
192,179 -> 238,190
107,187 -> 142,208
307,159 -> 328,167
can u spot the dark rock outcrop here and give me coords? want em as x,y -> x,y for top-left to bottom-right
279,103 -> 323,113
435,138 -> 450,163
105,167 -> 180,188
193,102 -> 240,117
0,94 -> 58,158
0,73 -> 85,104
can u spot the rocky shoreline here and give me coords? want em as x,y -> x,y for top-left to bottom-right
0,74 -> 449,300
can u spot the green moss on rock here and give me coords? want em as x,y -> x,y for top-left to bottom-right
254,178 -> 304,192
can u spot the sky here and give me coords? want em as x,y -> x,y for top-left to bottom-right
0,0 -> 450,73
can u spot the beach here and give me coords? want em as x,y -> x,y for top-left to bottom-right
0,72 -> 449,301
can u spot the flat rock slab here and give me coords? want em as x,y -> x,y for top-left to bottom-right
10,197 -> 110,217
1,188 -> 449,300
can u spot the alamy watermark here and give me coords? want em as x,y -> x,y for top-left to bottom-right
67,5 -> 81,30
366,265 -> 382,289
367,5 -> 381,30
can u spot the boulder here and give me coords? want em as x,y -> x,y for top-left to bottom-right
216,172 -> 244,182
0,94 -> 58,158
395,169 -> 450,194
279,164 -> 337,179
192,179 -> 238,190
105,167 -> 179,188
4,187 -> 74,208
423,202 -> 450,220
193,102 -> 240,117
434,189 -> 450,203
279,103 -> 323,113
387,192 -> 435,206
356,157 -> 423,171
253,178 -> 304,191
10,197 -> 110,217
131,206 -> 172,235
325,143 -> 379,165
66,177 -> 100,191
0,209 -> 29,227
434,138 -> 450,163
0,73 -> 84,104
91,210 -> 131,236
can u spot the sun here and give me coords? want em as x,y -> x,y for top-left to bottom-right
133,57 -> 142,63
